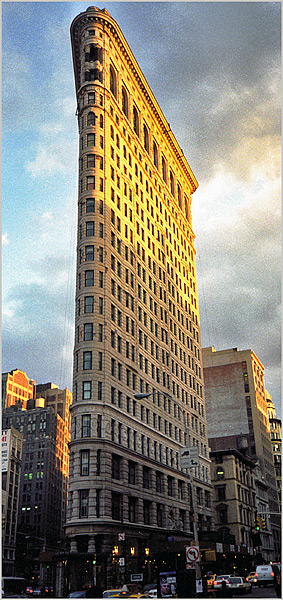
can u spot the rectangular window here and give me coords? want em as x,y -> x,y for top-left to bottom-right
79,489 -> 89,518
82,414 -> 91,438
144,500 -> 151,525
87,176 -> 95,190
80,450 -> 90,476
87,154 -> 95,168
157,503 -> 163,527
87,133 -> 95,146
143,466 -> 150,489
84,323 -> 93,340
86,221 -> 95,236
82,381 -> 92,400
86,198 -> 95,213
85,270 -> 94,287
83,351 -> 92,370
84,296 -> 94,313
128,497 -> 137,523
112,454 -> 121,480
128,460 -> 136,485
112,492 -> 122,521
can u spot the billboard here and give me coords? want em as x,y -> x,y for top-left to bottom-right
2,430 -> 11,472
159,571 -> 177,598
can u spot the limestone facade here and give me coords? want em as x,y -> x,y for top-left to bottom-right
67,5 -> 212,588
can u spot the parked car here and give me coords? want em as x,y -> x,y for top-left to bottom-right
245,573 -> 256,585
254,564 -> 275,586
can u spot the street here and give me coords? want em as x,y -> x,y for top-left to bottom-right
249,585 -> 277,598
207,586 -> 278,599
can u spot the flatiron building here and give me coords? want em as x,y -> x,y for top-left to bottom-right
66,6 -> 212,591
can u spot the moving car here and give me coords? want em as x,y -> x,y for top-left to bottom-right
67,593 -> 87,598
245,573 -> 256,585
254,564 -> 275,586
226,577 -> 252,595
207,574 -> 217,589
213,575 -> 233,590
226,577 -> 245,594
102,591 -> 124,598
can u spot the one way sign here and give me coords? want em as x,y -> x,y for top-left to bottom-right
180,447 -> 200,469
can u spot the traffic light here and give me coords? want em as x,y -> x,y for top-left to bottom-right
251,531 -> 261,547
261,517 -> 266,530
255,518 -> 260,530
2,515 -> 5,529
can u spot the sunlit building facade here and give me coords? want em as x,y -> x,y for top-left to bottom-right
2,369 -> 36,411
66,5 -> 212,591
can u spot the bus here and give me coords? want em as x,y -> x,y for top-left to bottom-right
2,576 -> 27,597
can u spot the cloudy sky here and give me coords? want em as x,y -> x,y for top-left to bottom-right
2,1 -> 281,416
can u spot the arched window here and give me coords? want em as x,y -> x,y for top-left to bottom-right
153,141 -> 158,168
162,157 -> 167,182
87,112 -> 96,126
170,171 -> 175,197
216,466 -> 225,479
122,87 -> 128,118
143,124 -> 149,153
110,65 -> 117,98
133,106 -> 139,136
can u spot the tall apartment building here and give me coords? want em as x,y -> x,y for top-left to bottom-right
66,6 -> 212,592
2,426 -> 23,576
2,383 -> 71,584
202,346 -> 281,562
266,393 -> 281,512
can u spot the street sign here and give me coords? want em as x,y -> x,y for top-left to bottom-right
118,533 -> 125,541
131,574 -> 143,582
186,545 -> 200,563
180,447 -> 200,469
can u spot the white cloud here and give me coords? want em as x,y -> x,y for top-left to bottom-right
2,232 -> 10,246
